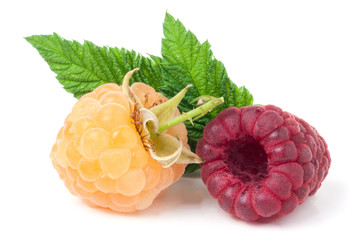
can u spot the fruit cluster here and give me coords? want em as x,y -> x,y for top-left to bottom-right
49,70 -> 331,222
50,83 -> 187,212
196,105 -> 331,221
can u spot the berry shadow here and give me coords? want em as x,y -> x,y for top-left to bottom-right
272,179 -> 344,227
140,174 -> 208,216
83,175 -> 344,224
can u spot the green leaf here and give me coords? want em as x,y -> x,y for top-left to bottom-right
25,13 -> 253,174
158,13 -> 253,173
183,163 -> 201,174
25,33 -> 161,98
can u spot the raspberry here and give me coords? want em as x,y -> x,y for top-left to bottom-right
196,105 -> 331,221
51,82 -> 188,212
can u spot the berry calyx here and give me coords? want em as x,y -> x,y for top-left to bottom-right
196,105 -> 331,222
122,69 -> 224,167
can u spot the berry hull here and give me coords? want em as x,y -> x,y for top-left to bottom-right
196,105 -> 330,222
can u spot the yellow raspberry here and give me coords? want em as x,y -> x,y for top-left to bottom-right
50,69 -> 224,213
50,81 -> 189,212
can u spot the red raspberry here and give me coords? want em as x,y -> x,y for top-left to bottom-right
196,105 -> 331,222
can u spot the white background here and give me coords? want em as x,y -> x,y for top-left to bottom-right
1,0 -> 359,239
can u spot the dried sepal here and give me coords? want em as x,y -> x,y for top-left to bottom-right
121,69 -> 223,168
149,133 -> 202,168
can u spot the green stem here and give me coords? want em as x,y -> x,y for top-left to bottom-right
157,96 -> 224,134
